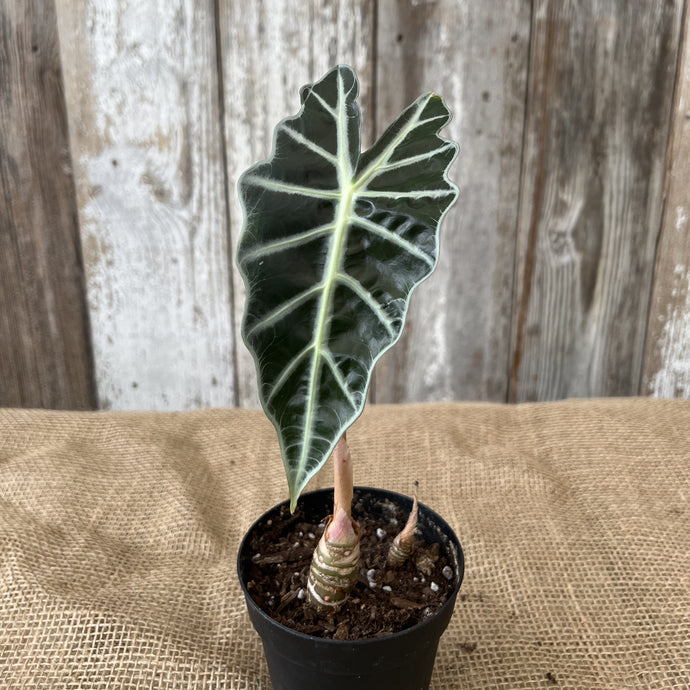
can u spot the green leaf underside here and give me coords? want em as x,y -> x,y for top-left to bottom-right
237,65 -> 458,510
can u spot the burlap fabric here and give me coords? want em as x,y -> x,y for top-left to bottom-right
1,399 -> 688,689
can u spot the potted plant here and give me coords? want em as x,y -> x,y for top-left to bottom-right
235,64 -> 463,690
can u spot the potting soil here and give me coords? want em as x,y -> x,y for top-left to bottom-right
243,494 -> 454,639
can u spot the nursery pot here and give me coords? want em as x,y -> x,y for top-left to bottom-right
237,487 -> 464,690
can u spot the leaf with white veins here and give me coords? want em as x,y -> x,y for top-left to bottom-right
237,65 -> 458,510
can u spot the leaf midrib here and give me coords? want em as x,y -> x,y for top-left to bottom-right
289,87 -> 444,503
292,71 -> 357,505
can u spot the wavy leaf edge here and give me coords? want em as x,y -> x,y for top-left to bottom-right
236,65 -> 459,510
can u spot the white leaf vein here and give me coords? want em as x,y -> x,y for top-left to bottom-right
353,94 -> 433,190
279,125 -> 338,166
243,175 -> 339,199
336,273 -> 396,337
240,223 -> 336,262
377,143 -> 455,172
414,113 -> 449,129
305,88 -> 338,120
322,350 -> 358,409
266,343 -> 315,406
360,189 -> 455,199
352,216 -> 434,268
247,284 -> 323,337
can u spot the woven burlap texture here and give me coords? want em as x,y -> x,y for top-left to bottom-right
1,399 -> 688,689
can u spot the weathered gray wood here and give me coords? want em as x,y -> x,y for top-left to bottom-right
372,0 -> 531,403
0,0 -> 95,409
218,0 -> 376,408
9,0 -> 687,410
643,9 -> 690,399
55,0 -> 235,410
509,0 -> 684,402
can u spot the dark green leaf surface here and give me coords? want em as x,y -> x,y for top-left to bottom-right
237,65 -> 458,509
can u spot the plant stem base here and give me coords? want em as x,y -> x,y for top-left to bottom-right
237,487 -> 464,690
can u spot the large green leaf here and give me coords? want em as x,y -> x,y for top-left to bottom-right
237,65 -> 458,510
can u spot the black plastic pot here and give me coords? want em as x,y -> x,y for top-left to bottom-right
237,487 -> 464,690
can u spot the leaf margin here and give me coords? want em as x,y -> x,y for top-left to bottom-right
236,65 -> 459,510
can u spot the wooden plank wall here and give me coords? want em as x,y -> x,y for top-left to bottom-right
0,0 -> 95,409
55,0 -> 235,410
1,0 -> 689,411
510,0 -> 684,401
643,5 -> 690,398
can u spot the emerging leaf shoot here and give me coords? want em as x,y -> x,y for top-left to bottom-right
387,495 -> 419,567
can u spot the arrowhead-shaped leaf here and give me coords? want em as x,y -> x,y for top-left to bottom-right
237,65 -> 458,510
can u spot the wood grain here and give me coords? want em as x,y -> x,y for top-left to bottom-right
509,0 -> 684,402
373,0 -> 531,403
643,9 -> 690,399
7,1 -> 690,409
218,0 -> 376,408
55,0 -> 236,410
0,0 -> 95,409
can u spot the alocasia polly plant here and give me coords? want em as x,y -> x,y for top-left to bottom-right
237,65 -> 458,608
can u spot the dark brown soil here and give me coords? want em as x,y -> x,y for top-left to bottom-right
243,494 -> 456,640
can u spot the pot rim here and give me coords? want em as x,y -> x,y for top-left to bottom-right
237,485 -> 464,645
